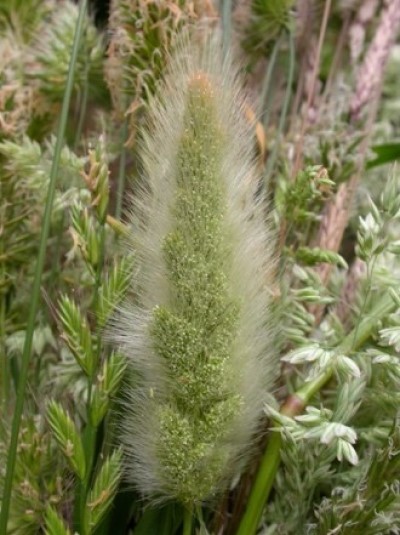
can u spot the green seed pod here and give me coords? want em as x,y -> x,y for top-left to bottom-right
111,33 -> 278,505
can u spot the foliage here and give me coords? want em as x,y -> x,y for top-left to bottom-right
1,0 -> 400,534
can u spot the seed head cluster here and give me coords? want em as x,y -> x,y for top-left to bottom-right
111,34 -> 277,505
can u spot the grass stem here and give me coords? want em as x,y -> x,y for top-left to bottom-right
221,0 -> 232,55
78,194 -> 108,532
183,506 -> 193,535
261,34 -> 282,131
115,118 -> 128,221
0,229 -> 8,408
264,29 -> 295,183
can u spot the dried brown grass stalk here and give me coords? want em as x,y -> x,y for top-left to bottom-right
301,36 -> 320,124
310,0 -> 400,323
292,0 -> 332,176
323,12 -> 351,100
310,88 -> 379,323
349,0 -> 379,65
350,0 -> 400,120
296,0 -> 316,51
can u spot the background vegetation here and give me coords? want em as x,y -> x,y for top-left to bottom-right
2,0 -> 400,534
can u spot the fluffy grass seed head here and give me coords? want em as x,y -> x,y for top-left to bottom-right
110,32 -> 278,505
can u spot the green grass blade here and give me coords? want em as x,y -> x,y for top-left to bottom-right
264,28 -> 295,182
367,142 -> 400,169
261,33 -> 283,130
0,1 -> 88,532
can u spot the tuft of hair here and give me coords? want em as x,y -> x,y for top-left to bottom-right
109,30 -> 278,505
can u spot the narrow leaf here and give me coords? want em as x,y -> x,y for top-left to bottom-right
367,143 -> 400,169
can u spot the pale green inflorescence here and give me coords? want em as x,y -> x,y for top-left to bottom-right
112,35 -> 277,505
151,78 -> 241,502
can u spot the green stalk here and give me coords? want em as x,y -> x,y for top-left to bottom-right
0,2 -> 88,532
79,423 -> 97,534
92,218 -> 107,376
237,431 -> 283,535
79,213 -> 107,533
0,227 -> 8,408
0,291 -> 7,408
115,118 -> 128,220
221,0 -> 232,55
261,34 -> 283,131
183,506 -> 193,535
264,29 -> 295,183
236,292 -> 396,535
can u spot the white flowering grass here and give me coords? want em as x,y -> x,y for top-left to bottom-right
110,33 -> 278,505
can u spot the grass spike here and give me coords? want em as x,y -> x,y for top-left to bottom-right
109,32 -> 278,505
